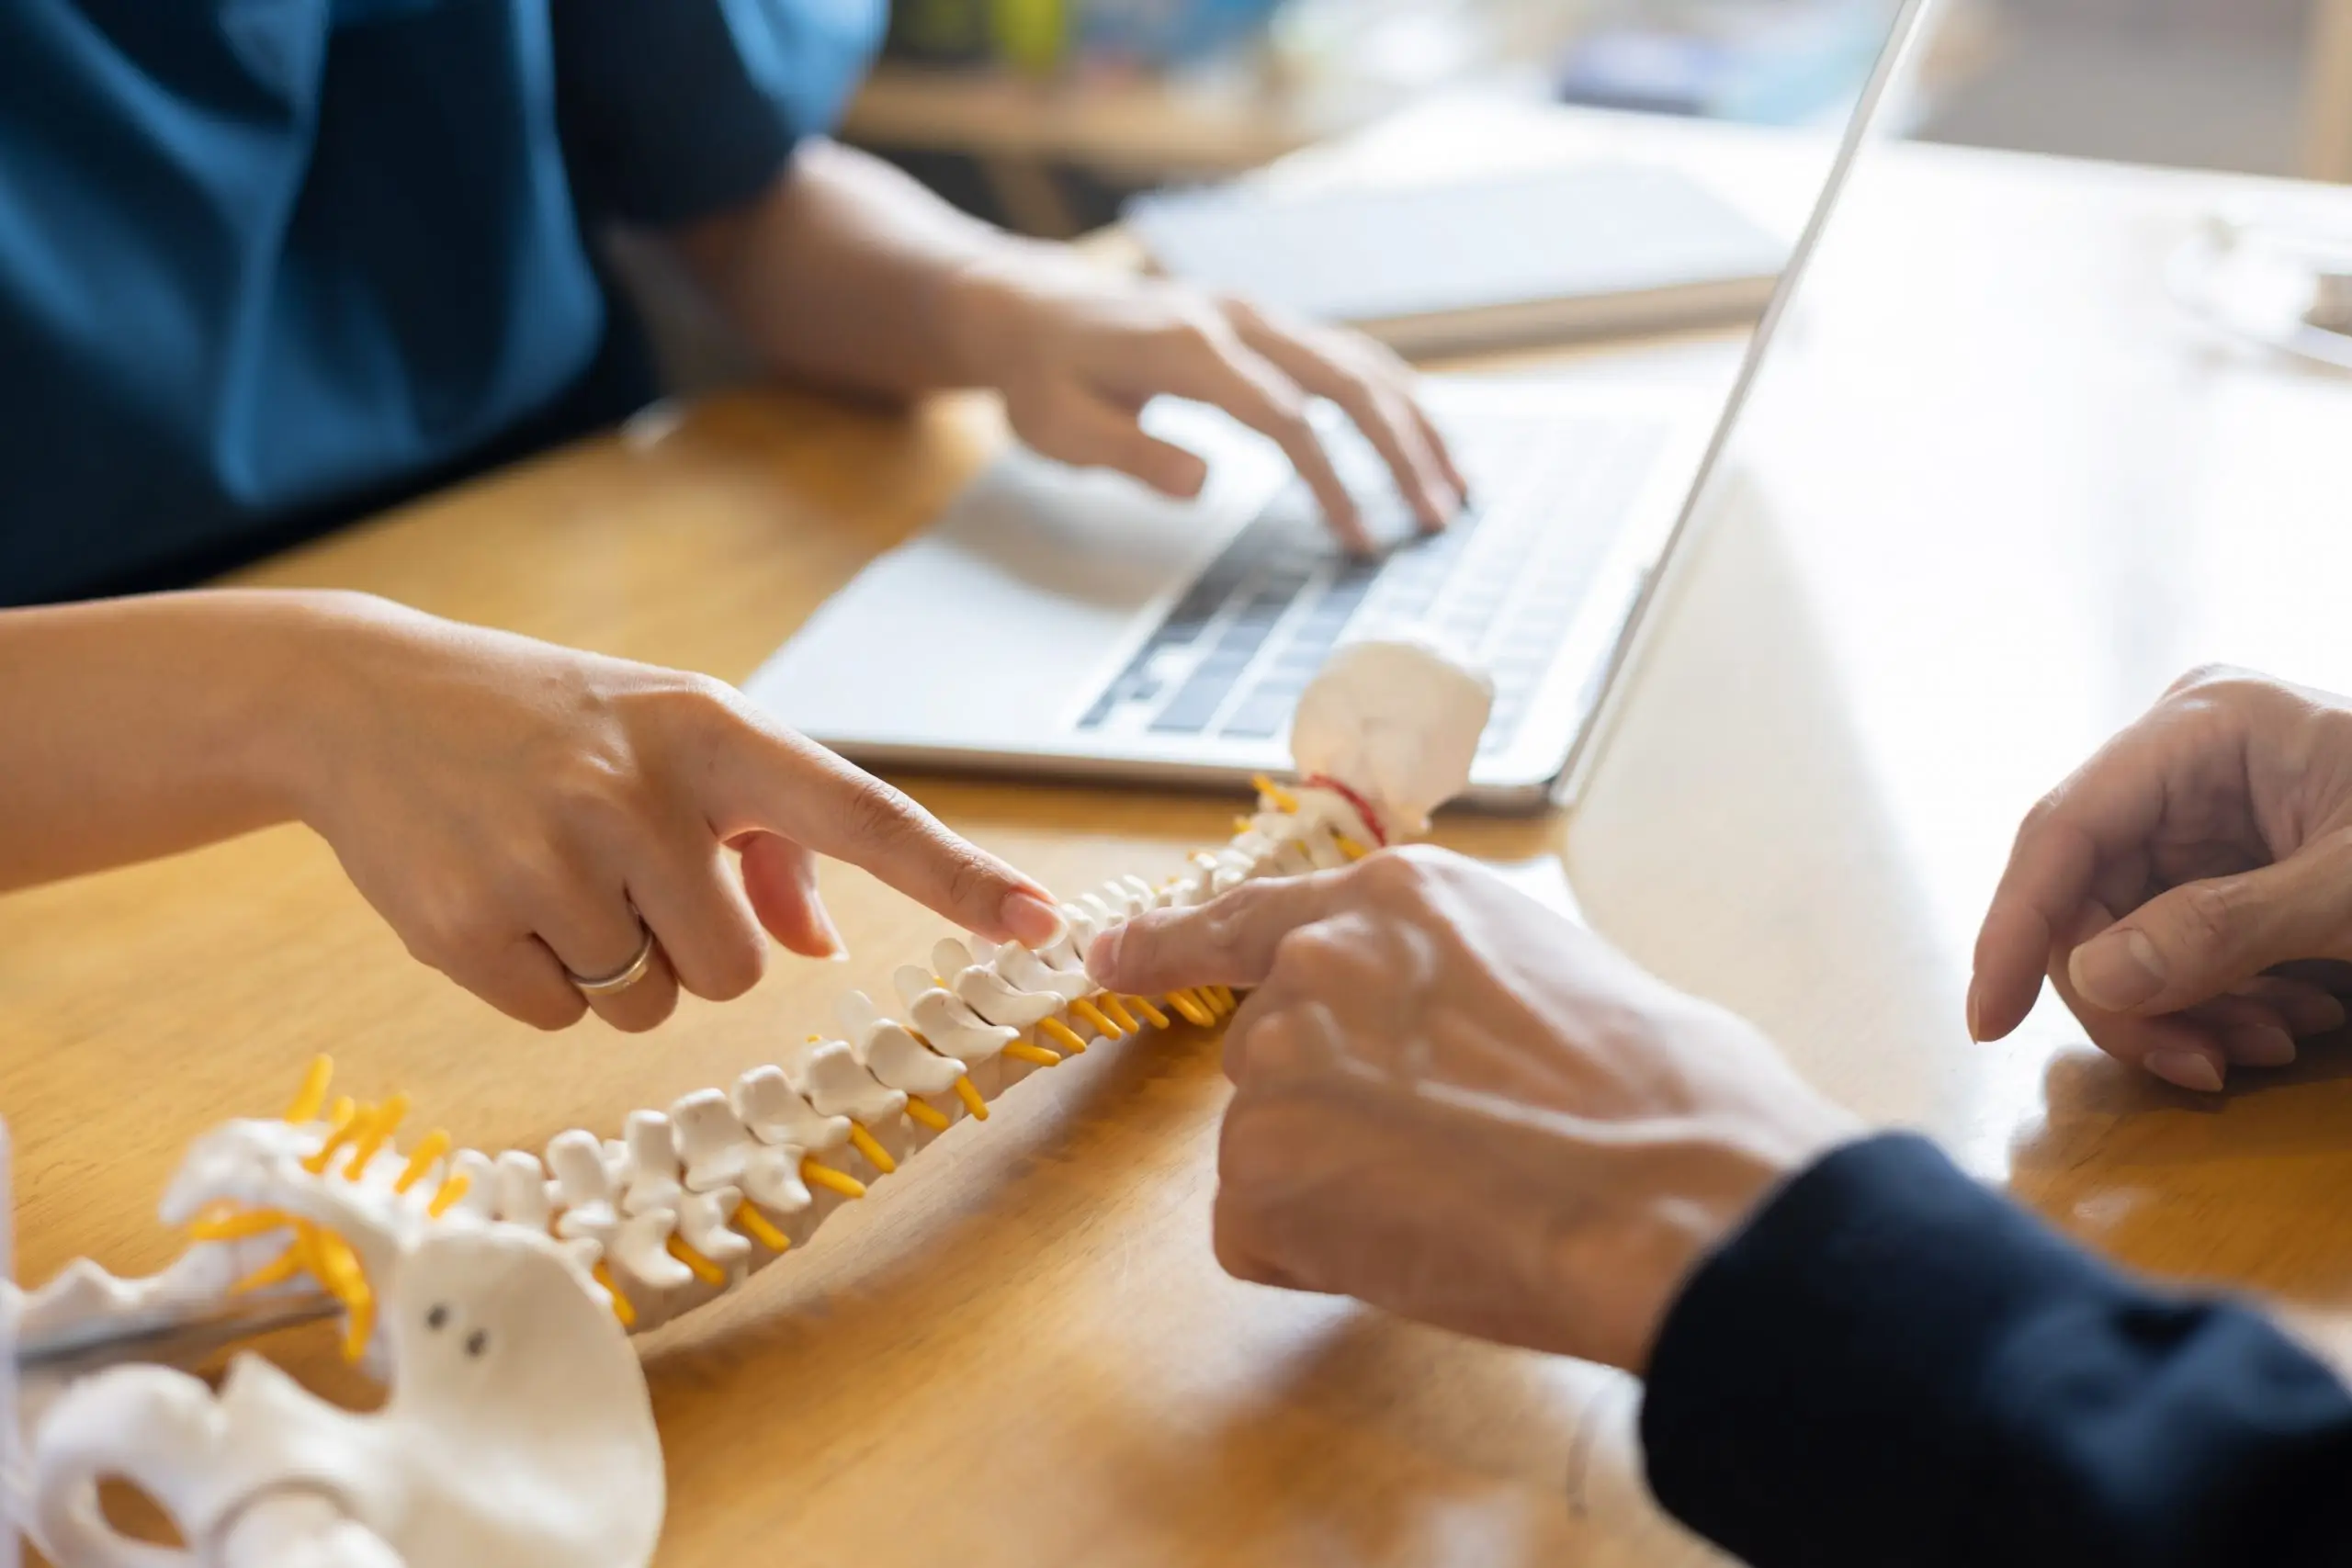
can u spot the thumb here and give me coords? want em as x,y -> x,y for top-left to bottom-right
2069,843 -> 2352,1014
1087,869 -> 1351,994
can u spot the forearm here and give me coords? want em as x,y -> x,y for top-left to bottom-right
666,139 -> 1048,400
1642,1134 -> 2352,1566
0,589 -> 350,888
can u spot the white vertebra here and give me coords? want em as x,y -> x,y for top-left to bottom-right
785,1036 -> 906,1124
731,1066 -> 848,1154
619,1111 -> 682,1217
493,1151 -> 552,1232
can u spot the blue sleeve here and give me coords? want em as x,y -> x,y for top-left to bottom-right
552,0 -> 887,228
1641,1134 -> 2352,1568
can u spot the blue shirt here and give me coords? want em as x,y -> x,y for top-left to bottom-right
0,0 -> 885,605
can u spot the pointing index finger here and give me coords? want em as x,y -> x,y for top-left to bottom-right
708,716 -> 1061,946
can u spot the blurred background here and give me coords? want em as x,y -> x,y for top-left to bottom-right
849,0 -> 2352,237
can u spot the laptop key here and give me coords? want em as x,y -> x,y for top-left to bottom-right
1219,686 -> 1296,740
1151,671 -> 1239,734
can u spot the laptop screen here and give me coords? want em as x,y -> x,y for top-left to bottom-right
1559,0 -> 1943,797
1662,0 -> 1942,546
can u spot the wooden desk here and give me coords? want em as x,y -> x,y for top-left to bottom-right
10,129 -> 2352,1565
2306,0 -> 2352,181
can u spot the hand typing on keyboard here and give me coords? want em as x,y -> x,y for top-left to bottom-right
941,243 -> 1467,553
1080,412 -> 1667,758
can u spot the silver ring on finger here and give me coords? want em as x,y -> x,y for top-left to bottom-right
567,925 -> 658,998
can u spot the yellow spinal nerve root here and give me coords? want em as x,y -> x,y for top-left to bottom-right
1067,998 -> 1124,1039
801,1158 -> 867,1200
732,1201 -> 791,1253
952,1077 -> 990,1121
846,1122 -> 899,1175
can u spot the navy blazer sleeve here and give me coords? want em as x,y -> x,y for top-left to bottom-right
1641,1134 -> 2352,1567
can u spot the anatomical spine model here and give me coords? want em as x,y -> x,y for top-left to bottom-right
14,639 -> 1493,1568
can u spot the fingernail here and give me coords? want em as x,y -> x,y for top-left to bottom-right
1084,925 -> 1125,986
2144,1050 -> 2224,1093
2223,1024 -> 2297,1067
2069,929 -> 2166,1010
1965,983 -> 1983,1043
1001,888 -> 1062,946
811,905 -> 848,961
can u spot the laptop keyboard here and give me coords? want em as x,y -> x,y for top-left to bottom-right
1077,409 -> 1668,756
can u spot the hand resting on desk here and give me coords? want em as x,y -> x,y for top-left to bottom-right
1972,665 -> 2352,1092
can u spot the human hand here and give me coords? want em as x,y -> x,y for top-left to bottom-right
284,594 -> 1060,1032
941,244 -> 1466,552
1972,666 -> 2352,1092
1084,846 -> 1856,1372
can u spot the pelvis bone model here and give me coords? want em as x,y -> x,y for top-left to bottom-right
12,638 -> 1492,1568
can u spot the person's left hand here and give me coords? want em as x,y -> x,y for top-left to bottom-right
942,245 -> 1467,553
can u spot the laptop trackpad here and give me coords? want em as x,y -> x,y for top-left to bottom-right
929,446 -> 1231,604
746,405 -> 1282,746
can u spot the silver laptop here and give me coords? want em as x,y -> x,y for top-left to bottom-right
748,0 -> 1933,810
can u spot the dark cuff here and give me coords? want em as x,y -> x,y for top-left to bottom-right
1639,1133 -> 2135,1566
553,0 -> 887,228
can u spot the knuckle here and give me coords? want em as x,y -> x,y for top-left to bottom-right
1361,337 -> 1416,378
2013,789 -> 2067,849
622,671 -> 746,758
1203,892 -> 1267,957
2160,665 -> 2282,727
492,840 -> 581,912
524,991 -> 590,1032
1268,392 -> 1315,434
399,889 -> 501,971
668,671 -> 748,728
1363,381 -> 1415,427
1208,1203 -> 1276,1285
1217,293 -> 1265,330
1002,395 -> 1069,451
544,756 -> 654,852
1158,315 -> 1223,356
839,774 -> 922,846
2169,879 -> 2245,955
1270,922 -> 1352,984
693,931 -> 768,1003
1216,1092 -> 1288,1188
606,988 -> 680,1034
2164,662 -> 2247,700
938,848 -> 1001,918
1355,846 -> 1440,901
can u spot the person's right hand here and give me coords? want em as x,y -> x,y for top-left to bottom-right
1972,666 -> 2352,1092
284,593 -> 1061,1032
1084,847 -> 1856,1372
